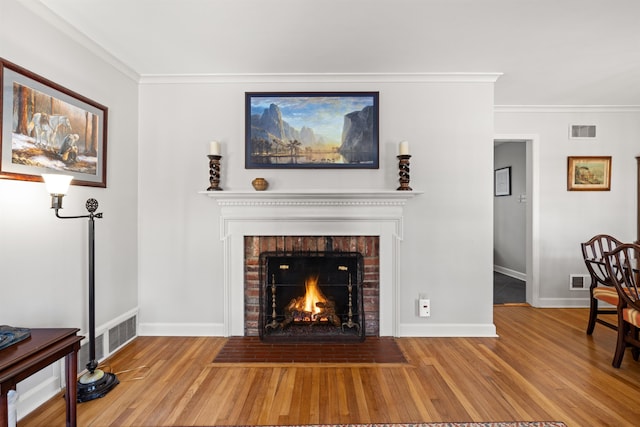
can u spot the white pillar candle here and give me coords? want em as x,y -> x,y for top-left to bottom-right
209,141 -> 221,155
399,140 -> 409,155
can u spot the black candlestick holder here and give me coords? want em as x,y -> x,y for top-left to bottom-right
207,155 -> 223,191
397,154 -> 412,191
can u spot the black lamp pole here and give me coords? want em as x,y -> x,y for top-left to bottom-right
51,197 -> 119,402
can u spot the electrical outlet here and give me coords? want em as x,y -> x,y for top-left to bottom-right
419,298 -> 431,317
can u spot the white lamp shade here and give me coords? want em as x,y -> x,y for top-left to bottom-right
42,174 -> 73,195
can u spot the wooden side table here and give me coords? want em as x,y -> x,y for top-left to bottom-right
0,328 -> 83,427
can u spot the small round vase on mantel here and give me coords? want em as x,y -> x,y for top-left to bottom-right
251,177 -> 269,191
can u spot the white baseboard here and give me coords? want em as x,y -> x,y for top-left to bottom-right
15,365 -> 61,421
493,265 -> 526,281
398,323 -> 498,337
535,297 -> 590,308
138,322 -> 225,336
138,321 -> 499,338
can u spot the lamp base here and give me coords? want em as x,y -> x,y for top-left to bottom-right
77,369 -> 119,403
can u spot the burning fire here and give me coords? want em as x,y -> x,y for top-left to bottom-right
285,275 -> 330,322
283,275 -> 341,327
301,275 -> 327,315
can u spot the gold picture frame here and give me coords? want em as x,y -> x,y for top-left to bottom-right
567,156 -> 611,191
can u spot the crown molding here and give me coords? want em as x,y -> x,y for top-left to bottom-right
21,0 -> 140,83
495,105 -> 640,113
139,72 -> 502,85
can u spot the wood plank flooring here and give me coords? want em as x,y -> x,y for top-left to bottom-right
19,307 -> 640,426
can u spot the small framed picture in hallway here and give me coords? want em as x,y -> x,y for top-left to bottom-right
494,166 -> 511,196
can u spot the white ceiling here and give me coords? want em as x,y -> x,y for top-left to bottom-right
24,0 -> 640,106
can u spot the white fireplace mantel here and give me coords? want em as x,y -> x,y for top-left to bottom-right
199,189 -> 422,205
200,189 -> 422,337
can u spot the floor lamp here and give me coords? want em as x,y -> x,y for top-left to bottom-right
42,174 -> 119,403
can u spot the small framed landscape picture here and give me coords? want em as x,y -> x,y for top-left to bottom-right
567,156 -> 611,191
494,166 -> 511,196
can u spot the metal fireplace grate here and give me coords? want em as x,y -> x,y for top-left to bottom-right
258,251 -> 365,342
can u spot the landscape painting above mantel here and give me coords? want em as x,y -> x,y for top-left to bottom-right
245,92 -> 379,169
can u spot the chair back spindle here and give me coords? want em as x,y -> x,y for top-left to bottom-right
603,243 -> 640,368
582,234 -> 622,286
606,245 -> 640,306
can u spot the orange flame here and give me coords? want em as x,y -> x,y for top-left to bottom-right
302,275 -> 327,315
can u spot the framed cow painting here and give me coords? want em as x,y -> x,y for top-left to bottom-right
0,58 -> 107,187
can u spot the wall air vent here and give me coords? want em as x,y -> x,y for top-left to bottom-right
569,125 -> 596,139
569,274 -> 590,290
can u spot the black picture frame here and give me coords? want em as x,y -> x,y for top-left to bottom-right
245,92 -> 379,169
494,166 -> 511,196
0,58 -> 108,187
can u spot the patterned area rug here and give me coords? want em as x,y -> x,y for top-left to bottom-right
209,423 -> 567,427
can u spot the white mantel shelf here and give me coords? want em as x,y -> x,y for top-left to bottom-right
198,189 -> 423,205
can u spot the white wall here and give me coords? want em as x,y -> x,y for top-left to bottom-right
495,107 -> 640,304
138,76 -> 497,336
1,0 -> 139,416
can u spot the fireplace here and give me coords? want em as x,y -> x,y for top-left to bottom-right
202,189 -> 420,337
259,250 -> 365,342
245,235 -> 379,338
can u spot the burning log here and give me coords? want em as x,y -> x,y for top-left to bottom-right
281,275 -> 342,328
312,301 -> 342,327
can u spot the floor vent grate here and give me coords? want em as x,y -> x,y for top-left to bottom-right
569,274 -> 590,290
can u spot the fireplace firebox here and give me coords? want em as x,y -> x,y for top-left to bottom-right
259,251 -> 365,342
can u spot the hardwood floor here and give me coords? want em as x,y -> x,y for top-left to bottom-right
20,307 -> 640,426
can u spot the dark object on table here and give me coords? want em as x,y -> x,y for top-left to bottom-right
0,325 -> 31,350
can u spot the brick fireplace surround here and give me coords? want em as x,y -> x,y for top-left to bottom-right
244,235 -> 380,336
201,190 -> 420,337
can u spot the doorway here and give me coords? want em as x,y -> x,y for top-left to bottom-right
493,136 -> 538,305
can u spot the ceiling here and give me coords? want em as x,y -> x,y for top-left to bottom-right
24,0 -> 640,106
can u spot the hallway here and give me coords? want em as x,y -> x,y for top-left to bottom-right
494,271 -> 525,304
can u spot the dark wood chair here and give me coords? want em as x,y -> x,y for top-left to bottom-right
581,234 -> 624,334
603,243 -> 640,368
